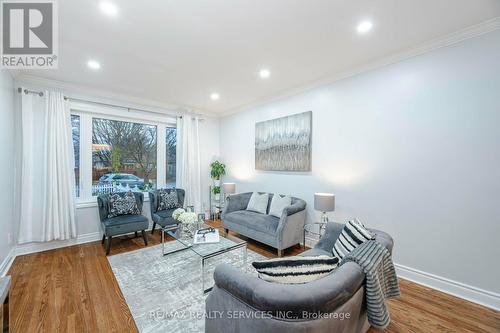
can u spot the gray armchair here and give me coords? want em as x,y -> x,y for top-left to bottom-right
205,222 -> 394,333
97,192 -> 149,255
148,188 -> 185,234
222,192 -> 306,256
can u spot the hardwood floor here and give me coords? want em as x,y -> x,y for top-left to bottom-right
6,220 -> 500,333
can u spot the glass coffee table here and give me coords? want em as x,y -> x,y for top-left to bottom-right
161,223 -> 247,294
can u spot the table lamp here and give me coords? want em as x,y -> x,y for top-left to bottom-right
222,183 -> 236,201
314,193 -> 335,223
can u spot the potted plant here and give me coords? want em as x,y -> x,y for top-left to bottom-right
212,185 -> 221,201
210,160 -> 226,186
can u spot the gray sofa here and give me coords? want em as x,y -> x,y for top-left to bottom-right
97,192 -> 149,255
222,192 -> 307,256
205,222 -> 394,333
148,188 -> 185,234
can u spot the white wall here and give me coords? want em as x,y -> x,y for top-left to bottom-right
219,30 -> 500,297
0,70 -> 16,270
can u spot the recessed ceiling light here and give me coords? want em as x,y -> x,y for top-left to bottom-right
210,93 -> 220,101
357,21 -> 373,34
87,60 -> 101,70
99,1 -> 118,17
259,69 -> 271,79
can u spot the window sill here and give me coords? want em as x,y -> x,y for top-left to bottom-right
76,195 -> 150,209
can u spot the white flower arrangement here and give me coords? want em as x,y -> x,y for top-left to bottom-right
172,208 -> 186,220
177,212 -> 197,224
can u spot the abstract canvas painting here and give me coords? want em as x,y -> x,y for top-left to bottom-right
255,111 -> 312,171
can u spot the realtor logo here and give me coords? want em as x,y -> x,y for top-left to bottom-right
1,0 -> 58,68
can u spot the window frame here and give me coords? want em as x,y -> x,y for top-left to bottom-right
70,101 -> 176,206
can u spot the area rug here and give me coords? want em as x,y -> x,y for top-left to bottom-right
107,241 -> 265,333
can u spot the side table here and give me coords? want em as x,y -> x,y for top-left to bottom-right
303,222 -> 328,248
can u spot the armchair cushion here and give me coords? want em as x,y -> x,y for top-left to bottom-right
155,209 -> 176,219
224,210 -> 279,234
102,214 -> 149,236
252,255 -> 339,284
107,191 -> 140,218
158,189 -> 180,211
333,219 -> 374,259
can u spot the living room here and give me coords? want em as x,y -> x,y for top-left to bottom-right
0,1 -> 499,332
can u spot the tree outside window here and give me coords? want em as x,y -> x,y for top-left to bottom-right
71,115 -> 80,197
92,118 -> 157,195
166,127 -> 176,188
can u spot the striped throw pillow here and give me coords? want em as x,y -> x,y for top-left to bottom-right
333,219 -> 374,259
252,255 -> 339,284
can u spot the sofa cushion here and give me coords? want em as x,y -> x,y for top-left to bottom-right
246,192 -> 269,214
158,189 -> 180,211
333,219 -> 374,259
252,255 -> 339,284
107,191 -> 140,218
268,194 -> 291,218
225,210 -> 279,234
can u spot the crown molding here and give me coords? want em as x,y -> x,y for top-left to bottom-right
217,17 -> 500,117
14,74 -> 217,118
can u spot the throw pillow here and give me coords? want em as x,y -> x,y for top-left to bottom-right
332,219 -> 374,259
268,194 -> 292,218
246,192 -> 269,214
252,255 -> 339,284
107,191 -> 140,218
158,189 -> 179,211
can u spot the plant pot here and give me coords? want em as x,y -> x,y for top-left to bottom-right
213,179 -> 220,186
215,194 -> 220,201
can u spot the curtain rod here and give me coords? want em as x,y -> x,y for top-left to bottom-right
16,87 -> 203,119
18,87 -> 44,97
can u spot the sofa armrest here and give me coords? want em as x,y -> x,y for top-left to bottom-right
274,199 -> 307,247
148,191 -> 158,216
284,198 -> 306,216
213,262 -> 365,317
370,228 -> 394,254
97,195 -> 109,222
133,192 -> 144,212
176,189 -> 186,207
221,192 -> 252,219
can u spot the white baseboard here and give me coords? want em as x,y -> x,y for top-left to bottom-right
15,232 -> 102,257
395,264 -> 500,311
305,236 -> 500,311
0,247 -> 16,277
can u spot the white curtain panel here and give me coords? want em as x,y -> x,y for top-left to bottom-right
18,90 -> 77,243
176,115 -> 202,212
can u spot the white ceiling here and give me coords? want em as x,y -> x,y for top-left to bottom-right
15,0 -> 500,115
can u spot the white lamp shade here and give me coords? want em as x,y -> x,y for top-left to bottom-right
222,183 -> 236,194
314,193 -> 335,212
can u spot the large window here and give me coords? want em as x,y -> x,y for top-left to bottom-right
70,106 -> 176,201
92,118 -> 157,196
166,127 -> 176,188
71,115 -> 80,197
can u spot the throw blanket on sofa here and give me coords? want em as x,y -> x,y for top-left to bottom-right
340,240 -> 400,330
